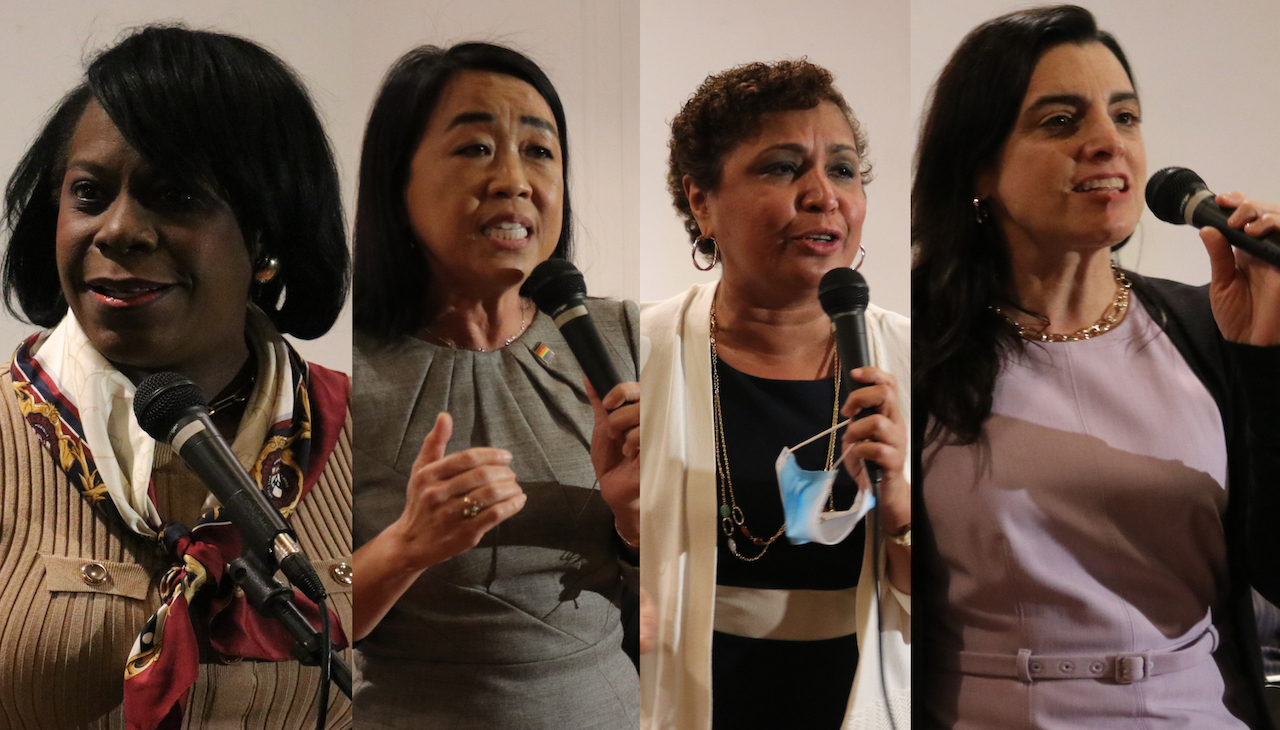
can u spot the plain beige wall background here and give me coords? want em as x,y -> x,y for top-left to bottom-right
638,0 -> 912,319
351,0 -> 640,305
912,0 -> 1280,286
7,1 -> 1279,369
0,0 -> 640,374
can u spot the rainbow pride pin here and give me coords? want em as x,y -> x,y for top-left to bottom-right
533,343 -> 555,364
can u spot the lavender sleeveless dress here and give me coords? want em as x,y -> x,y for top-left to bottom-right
922,297 -> 1256,729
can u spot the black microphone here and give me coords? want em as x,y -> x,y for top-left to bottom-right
133,372 -> 325,603
1146,166 -> 1280,269
521,259 -> 623,398
818,267 -> 881,483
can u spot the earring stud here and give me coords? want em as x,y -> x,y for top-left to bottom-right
254,257 -> 280,284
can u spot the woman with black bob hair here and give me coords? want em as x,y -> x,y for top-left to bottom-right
915,5 -> 1280,728
352,42 -> 573,339
350,42 -> 640,728
5,28 -> 349,339
0,25 -> 352,729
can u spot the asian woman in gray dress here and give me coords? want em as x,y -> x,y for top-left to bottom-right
348,43 -> 640,728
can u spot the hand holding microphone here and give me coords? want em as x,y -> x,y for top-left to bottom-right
1147,167 -> 1280,345
522,260 -> 639,546
817,268 -> 910,537
586,379 -> 641,548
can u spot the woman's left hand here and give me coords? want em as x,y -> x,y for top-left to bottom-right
841,366 -> 910,589
1200,192 -> 1280,346
588,380 -> 640,550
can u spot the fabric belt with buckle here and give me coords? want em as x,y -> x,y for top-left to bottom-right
947,625 -> 1219,685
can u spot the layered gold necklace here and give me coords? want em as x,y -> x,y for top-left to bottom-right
710,301 -> 840,562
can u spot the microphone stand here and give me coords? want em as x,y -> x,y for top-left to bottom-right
228,551 -> 353,699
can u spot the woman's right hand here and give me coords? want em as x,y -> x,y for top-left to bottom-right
353,412 -> 526,640
384,412 -> 527,570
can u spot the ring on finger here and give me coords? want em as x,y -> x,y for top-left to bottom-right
461,494 -> 484,519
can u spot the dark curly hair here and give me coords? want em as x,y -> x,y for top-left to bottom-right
2,25 -> 349,339
667,58 -> 872,252
913,5 -> 1134,447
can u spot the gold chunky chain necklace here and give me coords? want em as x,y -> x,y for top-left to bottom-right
710,300 -> 840,562
991,264 -> 1132,343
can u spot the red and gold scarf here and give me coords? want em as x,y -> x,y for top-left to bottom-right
10,308 -> 349,730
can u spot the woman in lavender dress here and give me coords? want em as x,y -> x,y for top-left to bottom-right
913,6 -> 1280,728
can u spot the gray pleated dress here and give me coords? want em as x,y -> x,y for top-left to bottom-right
352,299 -> 640,729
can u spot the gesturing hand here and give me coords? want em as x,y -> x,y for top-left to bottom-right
587,380 -> 640,550
1201,191 -> 1280,346
386,412 -> 527,571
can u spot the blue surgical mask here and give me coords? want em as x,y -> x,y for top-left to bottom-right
776,420 -> 875,546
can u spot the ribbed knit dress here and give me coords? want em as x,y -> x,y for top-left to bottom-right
0,370 -> 354,729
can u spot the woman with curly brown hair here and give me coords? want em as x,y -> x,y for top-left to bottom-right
639,59 -> 910,729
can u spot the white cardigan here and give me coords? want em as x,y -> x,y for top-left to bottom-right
638,282 -> 911,730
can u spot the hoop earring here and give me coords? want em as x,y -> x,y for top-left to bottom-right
254,257 -> 280,284
852,244 -> 867,271
692,236 -> 719,271
973,197 -> 989,224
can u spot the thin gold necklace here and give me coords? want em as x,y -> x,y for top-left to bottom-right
710,300 -> 840,562
420,298 -> 533,351
991,264 -> 1132,342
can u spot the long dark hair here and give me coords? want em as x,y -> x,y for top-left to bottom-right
2,25 -> 349,339
352,42 -> 573,340
913,5 -> 1135,446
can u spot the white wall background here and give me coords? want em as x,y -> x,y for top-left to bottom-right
638,0 -> 912,318
0,0 -> 640,375
9,2 -> 1269,368
911,0 -> 1280,286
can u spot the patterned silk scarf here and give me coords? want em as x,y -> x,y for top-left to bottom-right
10,308 -> 347,730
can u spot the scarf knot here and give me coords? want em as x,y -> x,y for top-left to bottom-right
11,310 -> 348,730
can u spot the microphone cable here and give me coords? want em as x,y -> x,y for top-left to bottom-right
316,595 -> 331,730
870,469 -> 901,730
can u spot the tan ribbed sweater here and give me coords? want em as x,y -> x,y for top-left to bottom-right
0,371 -> 353,729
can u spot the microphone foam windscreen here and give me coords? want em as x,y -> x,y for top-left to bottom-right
133,372 -> 206,441
521,259 -> 588,314
1145,166 -> 1206,225
818,267 -> 870,315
